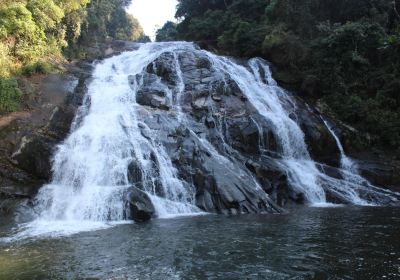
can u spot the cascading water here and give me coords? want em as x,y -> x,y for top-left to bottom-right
322,119 -> 361,178
321,119 -> 399,205
205,55 -> 326,203
213,56 -> 398,206
9,42 -> 399,239
50,43 -> 200,219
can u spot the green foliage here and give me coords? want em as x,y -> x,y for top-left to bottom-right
168,0 -> 400,151
218,20 -> 265,56
0,0 -> 146,75
113,14 -> 146,41
0,78 -> 22,113
66,0 -> 147,58
56,0 -> 90,13
0,43 -> 14,77
0,3 -> 46,63
27,0 -> 64,30
156,21 -> 179,42
0,0 -> 147,112
21,61 -> 54,76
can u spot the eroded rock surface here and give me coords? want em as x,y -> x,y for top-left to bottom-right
0,66 -> 91,213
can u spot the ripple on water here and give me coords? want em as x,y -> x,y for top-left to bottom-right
0,207 -> 399,280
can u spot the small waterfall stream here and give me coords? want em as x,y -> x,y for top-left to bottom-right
9,42 -> 399,238
322,119 -> 361,177
321,119 -> 399,205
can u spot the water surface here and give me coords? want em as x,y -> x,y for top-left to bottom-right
1,206 -> 399,279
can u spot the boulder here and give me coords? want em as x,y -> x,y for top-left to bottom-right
125,187 -> 155,222
134,74 -> 170,110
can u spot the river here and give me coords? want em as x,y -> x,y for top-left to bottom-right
1,206 -> 399,279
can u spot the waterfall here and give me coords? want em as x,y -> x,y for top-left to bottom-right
14,43 -> 200,237
321,118 -> 399,205
322,119 -> 360,176
202,54 -> 326,203
10,42 -> 398,239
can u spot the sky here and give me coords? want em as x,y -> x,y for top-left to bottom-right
128,0 -> 178,41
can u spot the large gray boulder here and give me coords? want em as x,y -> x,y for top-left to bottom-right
125,187 -> 155,222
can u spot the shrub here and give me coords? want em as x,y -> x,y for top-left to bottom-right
0,78 -> 22,113
21,61 -> 53,76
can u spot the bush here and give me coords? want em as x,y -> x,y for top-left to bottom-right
21,61 -> 53,76
0,78 -> 22,113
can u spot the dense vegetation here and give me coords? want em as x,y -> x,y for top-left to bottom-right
0,0 -> 147,113
157,0 -> 400,153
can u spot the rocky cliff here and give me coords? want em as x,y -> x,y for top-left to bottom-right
1,42 -> 399,220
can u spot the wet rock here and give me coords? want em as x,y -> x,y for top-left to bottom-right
137,93 -> 169,110
355,158 -> 400,193
201,77 -> 214,84
168,130 -> 282,214
205,114 -> 216,129
245,158 -> 296,207
44,105 -> 76,140
211,94 -> 222,102
0,64 -> 89,200
295,102 -> 341,166
76,40 -> 141,61
146,52 -> 178,86
11,135 -> 55,180
125,187 -> 155,222
316,163 -> 343,180
0,195 -> 29,216
227,117 -> 260,155
196,57 -> 212,69
135,74 -> 170,110
192,97 -> 212,111
127,161 -> 142,185
7,101 -> 79,182
2,41 -> 397,218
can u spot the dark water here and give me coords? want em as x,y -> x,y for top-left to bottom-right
0,206 -> 399,280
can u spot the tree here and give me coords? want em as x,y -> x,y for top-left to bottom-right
166,0 -> 400,151
0,3 -> 46,62
156,21 -> 179,42
0,0 -> 148,114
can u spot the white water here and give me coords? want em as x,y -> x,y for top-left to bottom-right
322,119 -> 359,175
203,54 -> 398,206
13,43 -> 203,237
205,55 -> 326,203
321,118 -> 399,205
10,42 -> 399,238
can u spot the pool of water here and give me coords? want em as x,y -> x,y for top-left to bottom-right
1,206 -> 399,279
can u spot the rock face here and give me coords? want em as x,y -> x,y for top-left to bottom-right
1,42 -> 399,220
349,153 -> 400,193
314,103 -> 400,194
127,46 -> 399,215
0,64 -> 91,213
125,48 -> 344,214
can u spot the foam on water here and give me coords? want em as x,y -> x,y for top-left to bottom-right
311,203 -> 346,208
2,220 -> 132,243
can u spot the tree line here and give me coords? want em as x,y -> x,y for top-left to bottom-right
0,0 -> 148,112
157,0 -> 400,152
